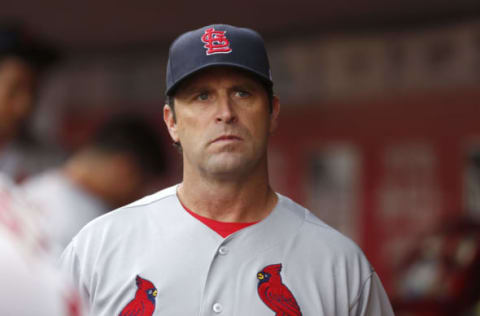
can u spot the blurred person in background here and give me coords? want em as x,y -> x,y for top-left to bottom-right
0,23 -> 61,183
393,216 -> 480,316
21,115 -> 166,255
0,173 -> 83,315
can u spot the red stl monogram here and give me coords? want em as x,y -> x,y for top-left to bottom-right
201,28 -> 232,55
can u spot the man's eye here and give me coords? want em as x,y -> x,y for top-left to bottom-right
235,90 -> 250,98
196,92 -> 209,101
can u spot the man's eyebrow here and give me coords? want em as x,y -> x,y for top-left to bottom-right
231,77 -> 259,88
231,81 -> 260,91
177,85 -> 208,96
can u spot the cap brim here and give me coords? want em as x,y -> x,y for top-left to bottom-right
166,62 -> 272,96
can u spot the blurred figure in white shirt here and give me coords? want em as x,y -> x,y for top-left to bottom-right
0,174 -> 83,315
22,115 -> 166,255
0,23 -> 61,183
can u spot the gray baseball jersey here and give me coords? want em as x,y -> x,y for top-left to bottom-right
60,184 -> 394,315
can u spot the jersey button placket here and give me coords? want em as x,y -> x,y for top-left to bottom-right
212,302 -> 223,313
203,241 -> 232,315
218,246 -> 229,255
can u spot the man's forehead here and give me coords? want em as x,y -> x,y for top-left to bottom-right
175,66 -> 264,93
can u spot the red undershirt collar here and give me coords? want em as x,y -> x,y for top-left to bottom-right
179,201 -> 258,238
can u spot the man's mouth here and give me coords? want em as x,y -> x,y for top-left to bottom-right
212,135 -> 243,143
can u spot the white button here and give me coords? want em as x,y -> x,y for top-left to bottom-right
218,246 -> 229,255
212,303 -> 223,313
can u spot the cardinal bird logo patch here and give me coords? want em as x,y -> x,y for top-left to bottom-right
119,275 -> 158,316
257,264 -> 302,316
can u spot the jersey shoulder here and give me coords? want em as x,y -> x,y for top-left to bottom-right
70,184 -> 179,244
123,184 -> 178,209
278,194 -> 375,294
278,193 -> 369,262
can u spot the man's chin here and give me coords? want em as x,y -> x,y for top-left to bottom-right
205,155 -> 253,178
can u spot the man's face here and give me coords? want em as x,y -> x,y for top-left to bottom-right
0,57 -> 37,141
164,67 -> 279,180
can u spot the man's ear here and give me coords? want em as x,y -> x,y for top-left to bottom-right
163,104 -> 179,143
269,96 -> 280,133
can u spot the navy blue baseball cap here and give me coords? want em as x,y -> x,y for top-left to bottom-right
166,24 -> 272,96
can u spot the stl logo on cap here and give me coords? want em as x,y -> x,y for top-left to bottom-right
201,27 -> 232,55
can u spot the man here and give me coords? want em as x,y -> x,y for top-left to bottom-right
22,115 -> 166,256
61,24 -> 394,315
0,24 -> 60,182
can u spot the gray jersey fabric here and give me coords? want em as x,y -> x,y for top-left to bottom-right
61,184 -> 394,316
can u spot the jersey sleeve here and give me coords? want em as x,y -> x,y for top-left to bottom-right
349,272 -> 394,316
60,241 -> 90,310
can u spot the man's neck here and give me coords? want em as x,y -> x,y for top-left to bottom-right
178,169 -> 277,223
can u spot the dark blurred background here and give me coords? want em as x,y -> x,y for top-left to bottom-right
2,1 -> 480,314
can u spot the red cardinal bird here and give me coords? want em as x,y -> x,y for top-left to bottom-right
257,264 -> 302,316
119,275 -> 158,316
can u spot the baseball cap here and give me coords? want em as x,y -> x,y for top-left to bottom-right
166,24 -> 272,96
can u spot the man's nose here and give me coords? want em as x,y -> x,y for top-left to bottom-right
215,95 -> 237,124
